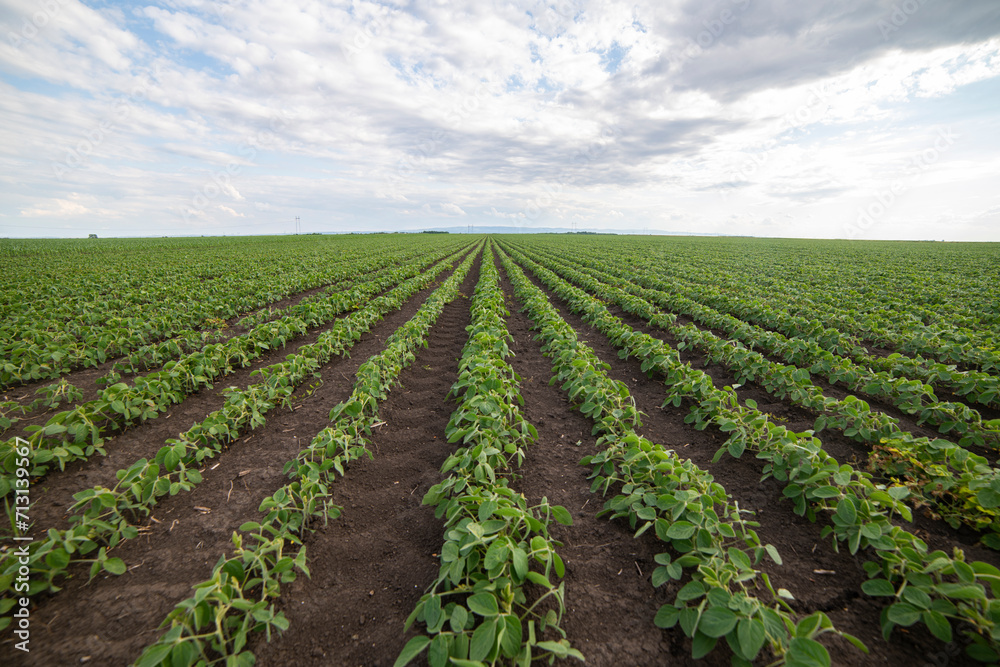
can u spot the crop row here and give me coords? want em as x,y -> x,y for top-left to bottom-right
0,246 -> 474,628
521,242 -> 1000,437
1,237 -> 463,389
129,244 -> 480,665
540,239 -> 1000,408
99,249 -> 434,382
495,245 -> 863,665
398,243 -> 580,666
507,242 -> 1000,545
496,240 -> 1000,663
0,244 -> 467,495
613,239 -> 1000,374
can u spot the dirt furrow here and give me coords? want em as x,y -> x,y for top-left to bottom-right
248,253 -> 480,667
497,261 -> 727,666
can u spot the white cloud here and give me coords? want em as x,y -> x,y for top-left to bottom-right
439,202 -> 467,216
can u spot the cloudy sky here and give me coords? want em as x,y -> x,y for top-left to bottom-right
2,0 -> 999,240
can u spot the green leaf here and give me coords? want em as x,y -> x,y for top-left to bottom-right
500,615 -> 522,658
953,560 -> 976,584
666,521 -> 697,539
691,631 -> 718,660
698,606 -> 737,638
886,602 -> 921,626
935,583 -> 985,600
451,605 -> 469,632
737,618 -> 766,661
967,643 -> 1000,662
835,498 -> 857,525
922,610 -> 952,643
787,637 -> 831,667
651,566 -> 671,588
512,547 -> 528,581
428,635 -> 450,667
424,594 -> 442,629
550,504 -> 573,526
470,618 -> 498,661
676,580 -> 706,601
861,579 -> 896,597
135,642 -> 174,667
901,586 -> 932,610
394,636 -> 431,667
467,593 -> 499,617
103,557 -> 127,575
764,544 -> 782,566
654,604 -> 680,629
977,489 -> 1000,509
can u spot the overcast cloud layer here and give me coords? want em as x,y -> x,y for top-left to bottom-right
2,0 -> 999,239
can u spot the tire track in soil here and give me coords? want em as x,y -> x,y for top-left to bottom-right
15,258 -> 465,538
509,256 -> 995,667
5,252 -> 474,667
496,260 -> 726,667
0,257 -> 438,443
248,252 -> 481,667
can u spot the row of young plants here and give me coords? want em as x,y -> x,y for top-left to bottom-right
0,245 -> 468,496
508,244 -> 1000,543
397,244 -> 580,667
101,249 -> 432,381
0,274 -> 372,437
496,241 -> 1000,662
0,246 -> 475,627
1,237 -> 457,389
712,263 -> 1000,373
0,378 -> 86,434
541,241 -> 1000,409
130,243 -> 481,666
496,246 -> 860,666
608,239 -> 1000,375
0,250 -> 446,438
519,243 -> 1000,443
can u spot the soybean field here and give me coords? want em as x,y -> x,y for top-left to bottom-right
2,233 -> 1000,667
